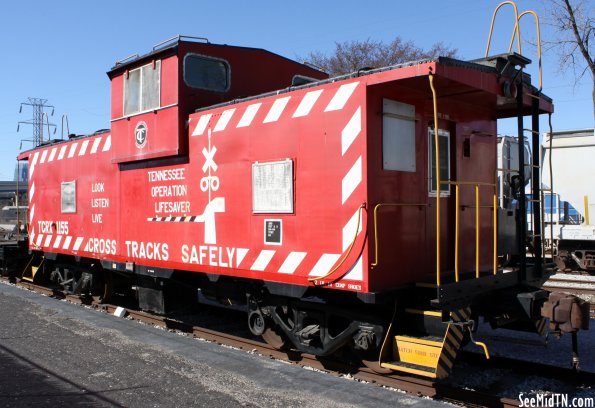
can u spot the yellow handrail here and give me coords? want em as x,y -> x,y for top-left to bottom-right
371,203 -> 426,268
429,73 -> 441,287
450,181 -> 499,281
485,1 -> 522,57
510,10 -> 543,91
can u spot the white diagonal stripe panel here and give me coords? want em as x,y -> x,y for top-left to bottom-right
342,156 -> 362,204
78,140 -> 90,156
343,255 -> 363,281
236,248 -> 249,267
68,142 -> 78,158
278,252 -> 307,274
62,236 -> 72,250
53,235 -> 63,249
192,114 -> 212,136
48,148 -> 57,162
263,96 -> 291,123
58,145 -> 67,160
250,250 -> 276,271
342,209 -> 363,252
325,82 -> 359,112
293,89 -> 323,118
40,149 -> 48,164
214,108 -> 236,132
308,254 -> 341,277
30,152 -> 39,177
44,235 -> 52,247
102,135 -> 112,151
342,107 -> 361,155
237,103 -> 261,128
30,183 -> 35,200
73,237 -> 84,251
91,137 -> 102,154
35,234 -> 43,247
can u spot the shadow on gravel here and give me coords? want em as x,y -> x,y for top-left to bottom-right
0,344 -> 141,407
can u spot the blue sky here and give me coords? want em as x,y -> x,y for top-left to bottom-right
0,0 -> 592,180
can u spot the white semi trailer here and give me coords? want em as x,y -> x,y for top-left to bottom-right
542,128 -> 595,271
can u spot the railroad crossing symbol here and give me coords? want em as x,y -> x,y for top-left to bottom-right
201,129 -> 220,197
135,121 -> 147,148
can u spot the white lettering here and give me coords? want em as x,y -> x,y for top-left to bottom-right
124,240 -> 169,261
147,168 -> 186,182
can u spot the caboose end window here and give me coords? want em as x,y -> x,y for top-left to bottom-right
124,61 -> 161,116
428,129 -> 450,196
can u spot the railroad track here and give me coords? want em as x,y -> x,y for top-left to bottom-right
3,277 -> 593,407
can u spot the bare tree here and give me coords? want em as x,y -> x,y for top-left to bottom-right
543,0 -> 595,124
305,37 -> 457,77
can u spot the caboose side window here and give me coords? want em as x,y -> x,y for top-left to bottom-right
382,99 -> 416,172
428,129 -> 450,196
124,61 -> 161,116
183,54 -> 229,92
61,181 -> 76,213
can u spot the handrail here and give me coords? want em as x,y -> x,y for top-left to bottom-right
153,35 -> 209,51
429,72 -> 441,287
448,181 -> 499,281
309,203 -> 367,284
510,10 -> 543,91
114,54 -> 140,66
371,203 -> 427,268
485,1 -> 522,57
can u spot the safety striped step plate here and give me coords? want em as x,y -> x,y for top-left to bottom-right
381,308 -> 469,379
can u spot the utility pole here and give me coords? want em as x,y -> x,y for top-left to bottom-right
17,97 -> 56,147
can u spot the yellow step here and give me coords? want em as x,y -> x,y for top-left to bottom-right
394,335 -> 444,368
380,361 -> 438,378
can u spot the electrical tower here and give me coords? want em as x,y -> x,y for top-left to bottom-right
18,97 -> 56,147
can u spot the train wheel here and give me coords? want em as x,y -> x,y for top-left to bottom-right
261,326 -> 289,350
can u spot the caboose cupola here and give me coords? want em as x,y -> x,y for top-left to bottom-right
107,35 -> 327,164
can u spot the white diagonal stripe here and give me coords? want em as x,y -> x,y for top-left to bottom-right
237,103 -> 261,128
68,142 -> 78,158
308,254 -> 341,277
343,255 -> 363,281
30,183 -> 35,200
30,152 -> 39,177
53,235 -> 63,249
278,252 -> 307,274
342,107 -> 361,155
63,236 -> 72,250
91,137 -> 102,154
48,147 -> 57,162
35,234 -> 43,247
250,250 -> 276,271
214,108 -> 236,132
40,149 -> 48,164
58,145 -> 67,160
73,237 -> 84,251
342,156 -> 362,204
293,89 -> 323,118
44,235 -> 52,247
29,204 -> 35,224
79,140 -> 90,156
342,209 -> 363,252
325,82 -> 359,112
102,135 -> 112,151
236,248 -> 249,267
263,96 -> 291,123
192,114 -> 212,136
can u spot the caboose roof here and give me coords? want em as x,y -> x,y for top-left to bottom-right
195,54 -> 553,119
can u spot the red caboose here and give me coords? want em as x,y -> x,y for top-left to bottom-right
19,34 -> 561,378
